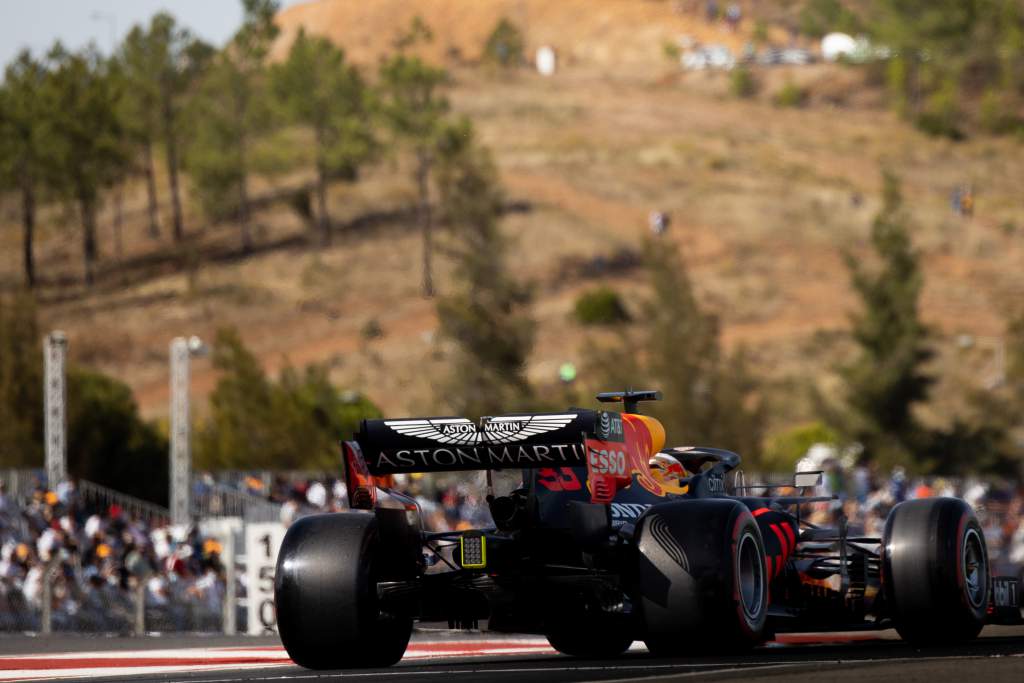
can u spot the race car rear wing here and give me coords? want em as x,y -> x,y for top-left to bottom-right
343,410 -> 607,510
354,410 -> 604,475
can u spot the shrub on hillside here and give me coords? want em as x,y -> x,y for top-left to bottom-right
774,81 -> 809,108
483,18 -> 525,68
799,0 -> 863,38
915,81 -> 964,140
762,421 -> 840,472
663,40 -> 681,62
574,286 -> 631,326
730,65 -> 759,99
979,89 -> 1023,136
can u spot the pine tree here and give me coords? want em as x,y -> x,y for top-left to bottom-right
379,19 -> 450,296
194,327 -> 379,469
115,13 -> 212,243
872,0 -> 1024,135
1009,311 -> 1024,406
949,309 -> 1024,476
584,240 -> 764,457
643,242 -> 763,454
837,171 -> 933,465
187,1 -> 278,251
0,294 -> 44,468
41,45 -> 127,286
0,52 -> 49,288
66,368 -> 168,505
194,327 -> 277,469
116,26 -> 163,239
434,121 -> 534,418
272,29 -> 375,245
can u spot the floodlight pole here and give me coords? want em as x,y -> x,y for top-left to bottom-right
43,332 -> 68,490
169,337 -> 192,526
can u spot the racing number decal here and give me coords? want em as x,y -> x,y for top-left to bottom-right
537,467 -> 582,491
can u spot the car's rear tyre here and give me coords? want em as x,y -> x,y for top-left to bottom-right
883,497 -> 989,645
636,499 -> 767,656
274,513 -> 413,669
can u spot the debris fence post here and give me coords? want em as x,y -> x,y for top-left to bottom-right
40,556 -> 60,635
134,579 -> 147,636
223,531 -> 237,635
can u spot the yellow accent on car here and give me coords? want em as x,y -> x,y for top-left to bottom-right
633,414 -> 666,454
460,534 -> 487,569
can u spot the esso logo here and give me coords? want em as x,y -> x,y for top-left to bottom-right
589,448 -> 627,476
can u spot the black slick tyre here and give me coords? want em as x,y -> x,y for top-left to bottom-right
636,499 -> 767,656
274,513 -> 413,669
883,497 -> 989,645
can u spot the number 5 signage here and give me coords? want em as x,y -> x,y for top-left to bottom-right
245,522 -> 285,635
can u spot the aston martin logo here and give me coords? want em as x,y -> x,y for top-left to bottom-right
384,414 -> 578,445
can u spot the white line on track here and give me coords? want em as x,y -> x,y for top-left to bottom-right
157,653 -> 1024,683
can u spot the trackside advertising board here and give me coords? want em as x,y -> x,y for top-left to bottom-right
245,522 -> 285,635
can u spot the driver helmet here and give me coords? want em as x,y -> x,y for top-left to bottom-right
649,453 -> 686,484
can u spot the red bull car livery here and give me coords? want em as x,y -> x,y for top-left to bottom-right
274,390 -> 1022,670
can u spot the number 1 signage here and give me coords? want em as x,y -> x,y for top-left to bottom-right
245,522 -> 285,635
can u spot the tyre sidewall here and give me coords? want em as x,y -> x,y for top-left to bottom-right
637,499 -> 767,653
882,497 -> 988,644
274,512 -> 412,668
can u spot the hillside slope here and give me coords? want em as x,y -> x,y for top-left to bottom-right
272,0 -> 748,71
2,2 -> 1022,439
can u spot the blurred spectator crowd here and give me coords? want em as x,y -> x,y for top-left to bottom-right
265,466 -> 1024,581
2,464 -> 1022,633
0,480 -> 226,632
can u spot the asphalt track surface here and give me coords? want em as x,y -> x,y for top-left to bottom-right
2,625 -> 1023,683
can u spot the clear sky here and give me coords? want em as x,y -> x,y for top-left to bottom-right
0,1 -> 307,68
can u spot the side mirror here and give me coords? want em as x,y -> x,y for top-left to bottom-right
794,471 -> 823,488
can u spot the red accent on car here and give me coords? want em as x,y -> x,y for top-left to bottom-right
537,467 -> 582,492
342,440 -> 377,509
770,523 -> 789,556
782,521 -> 796,550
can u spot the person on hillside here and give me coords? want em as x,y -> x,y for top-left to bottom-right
960,184 -> 974,218
725,3 -> 742,31
706,0 -> 719,22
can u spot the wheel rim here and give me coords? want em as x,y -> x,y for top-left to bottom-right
961,527 -> 987,609
737,531 -> 765,620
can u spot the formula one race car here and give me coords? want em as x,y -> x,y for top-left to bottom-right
274,390 -> 1022,669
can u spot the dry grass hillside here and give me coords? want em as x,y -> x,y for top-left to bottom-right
2,1 -> 1023,440
271,0 -> 752,71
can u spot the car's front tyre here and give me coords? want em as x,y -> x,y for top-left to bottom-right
882,497 -> 989,645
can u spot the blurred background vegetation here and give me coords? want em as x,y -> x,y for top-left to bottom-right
1,0 -> 1023,501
